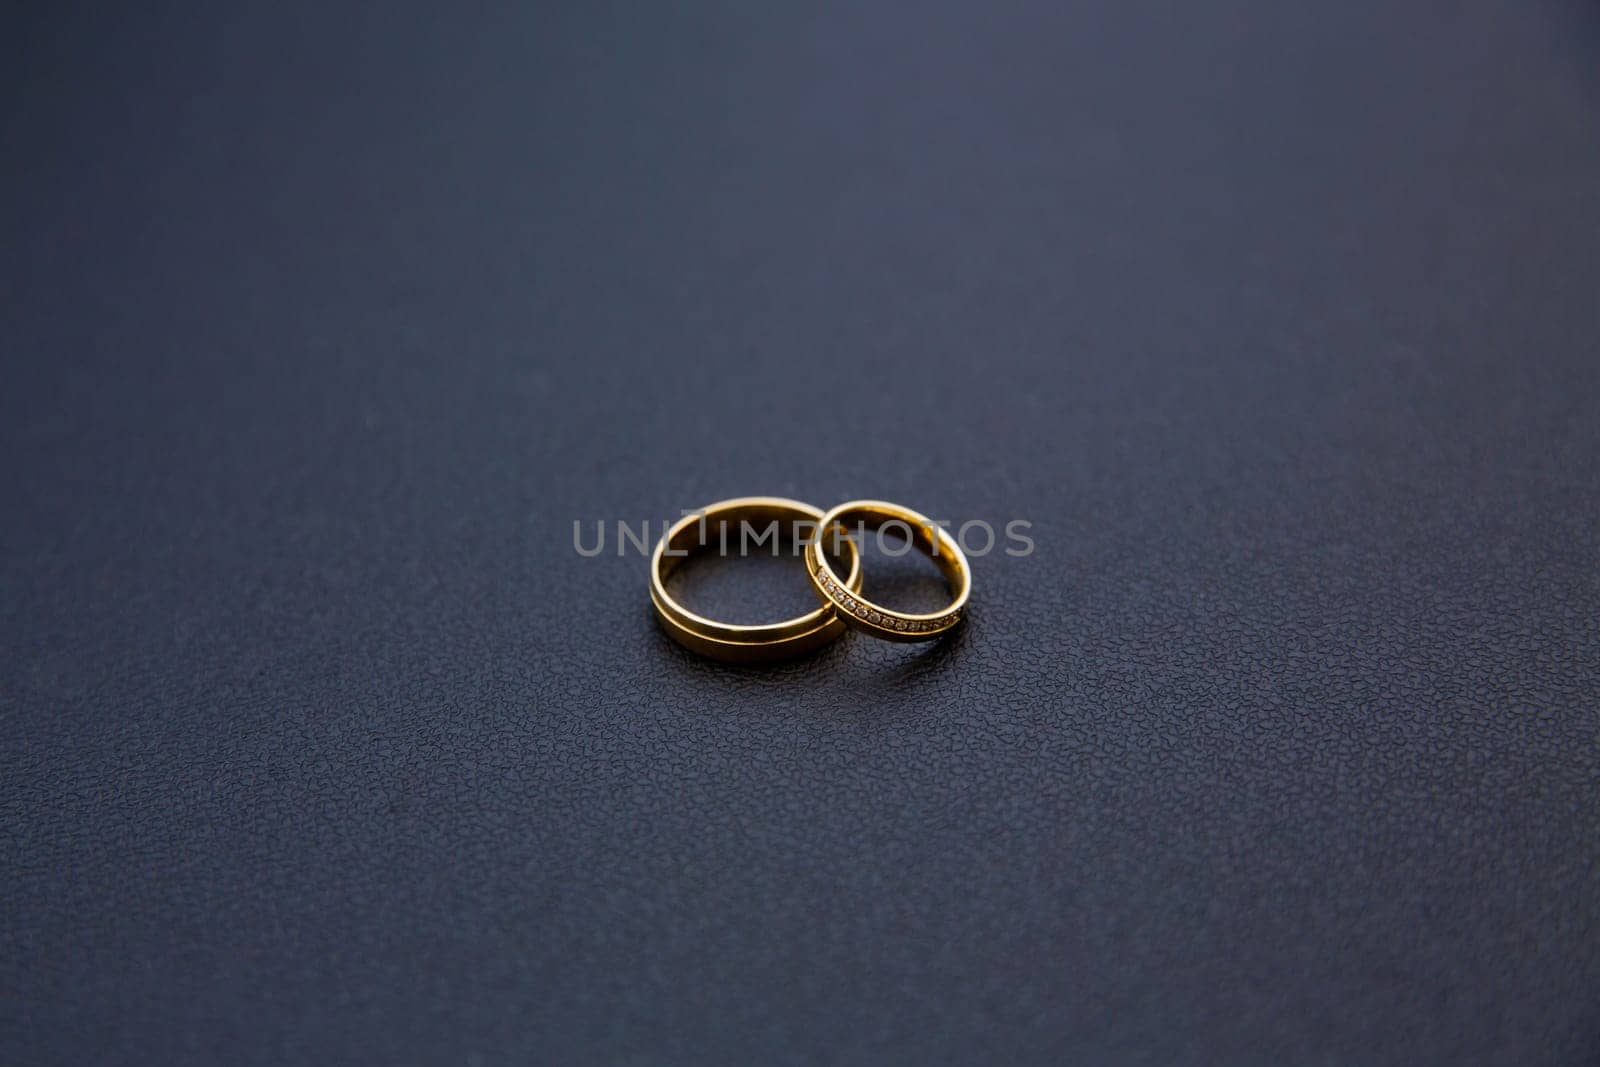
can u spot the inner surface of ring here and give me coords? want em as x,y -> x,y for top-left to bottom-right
816,509 -> 966,602
658,503 -> 822,579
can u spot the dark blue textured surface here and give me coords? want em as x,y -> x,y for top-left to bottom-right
4,2 -> 1598,1063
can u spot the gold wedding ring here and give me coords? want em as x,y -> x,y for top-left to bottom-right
650,497 -> 863,664
805,499 -> 970,643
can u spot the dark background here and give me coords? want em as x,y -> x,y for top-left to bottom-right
4,1 -> 1598,1063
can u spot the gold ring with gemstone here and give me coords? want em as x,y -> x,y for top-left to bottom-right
805,499 -> 970,642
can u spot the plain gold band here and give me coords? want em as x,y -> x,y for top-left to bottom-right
805,499 -> 970,643
650,497 -> 863,664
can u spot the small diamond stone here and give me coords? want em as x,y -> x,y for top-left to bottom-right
868,611 -> 881,623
